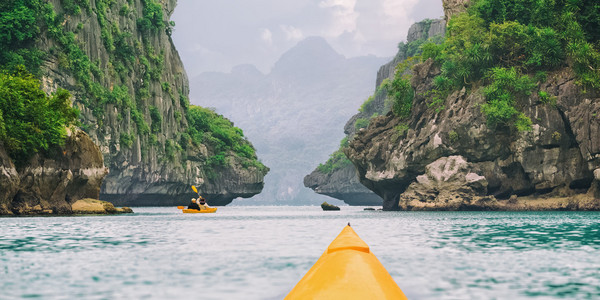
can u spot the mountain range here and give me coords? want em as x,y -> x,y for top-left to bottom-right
190,37 -> 389,205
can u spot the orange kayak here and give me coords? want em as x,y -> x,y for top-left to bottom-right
177,206 -> 217,213
285,225 -> 407,300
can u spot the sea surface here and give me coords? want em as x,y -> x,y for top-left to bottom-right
1,206 -> 599,299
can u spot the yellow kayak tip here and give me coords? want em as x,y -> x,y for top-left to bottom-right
285,225 -> 407,300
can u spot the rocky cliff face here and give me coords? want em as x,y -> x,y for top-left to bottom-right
37,0 -> 266,206
346,57 -> 600,210
315,0 -> 600,211
442,0 -> 471,23
304,165 -> 382,206
1,129 -> 108,215
304,19 -> 445,206
0,144 -> 19,214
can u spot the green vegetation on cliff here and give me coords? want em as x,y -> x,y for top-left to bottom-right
185,106 -> 266,170
0,0 -> 265,175
0,1 -> 45,73
0,67 -> 78,164
419,0 -> 599,129
0,1 -> 79,164
317,137 -> 352,174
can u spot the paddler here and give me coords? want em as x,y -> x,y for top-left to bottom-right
198,196 -> 209,210
188,198 -> 200,210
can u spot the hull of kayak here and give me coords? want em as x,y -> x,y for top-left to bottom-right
181,207 -> 217,213
285,225 -> 407,300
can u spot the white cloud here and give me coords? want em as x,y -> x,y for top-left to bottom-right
318,0 -> 359,37
171,0 -> 443,73
261,28 -> 273,45
280,25 -> 304,42
381,0 -> 419,26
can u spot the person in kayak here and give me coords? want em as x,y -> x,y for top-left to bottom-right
188,198 -> 200,210
198,196 -> 209,210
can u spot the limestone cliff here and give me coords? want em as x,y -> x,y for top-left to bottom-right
1,129 -> 111,215
344,0 -> 600,210
304,19 -> 445,206
346,62 -> 600,210
442,0 -> 470,23
36,0 -> 267,206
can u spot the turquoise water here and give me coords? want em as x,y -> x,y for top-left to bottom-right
1,207 -> 599,299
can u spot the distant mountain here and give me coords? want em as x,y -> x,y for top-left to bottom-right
190,37 -> 389,205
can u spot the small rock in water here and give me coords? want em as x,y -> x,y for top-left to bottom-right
321,202 -> 340,211
364,208 -> 376,211
72,199 -> 134,214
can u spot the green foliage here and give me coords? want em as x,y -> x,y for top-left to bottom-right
0,67 -> 78,164
421,42 -> 442,62
179,94 -> 190,110
515,113 -> 533,132
0,1 -> 39,49
120,132 -> 134,148
119,4 -> 130,16
164,139 -> 179,161
166,20 -> 175,36
316,137 -> 353,174
186,106 -> 263,169
552,131 -> 561,141
208,153 -> 227,167
449,130 -> 459,143
386,74 -> 414,118
131,108 -> 149,135
339,137 -> 349,148
149,106 -> 162,133
480,67 -> 535,130
0,0 -> 45,73
538,91 -> 549,103
437,13 -> 492,88
538,90 -> 557,106
534,71 -> 547,83
468,0 -> 600,88
420,0 -> 600,130
317,150 -> 352,174
354,118 -> 369,130
488,21 -> 563,70
1,0 -> 264,175
395,124 -> 409,136
137,0 -> 165,34
404,38 -> 427,57
359,95 -> 375,113
62,0 -> 82,15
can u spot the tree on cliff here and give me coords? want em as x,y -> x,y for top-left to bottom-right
0,67 -> 78,165
0,0 -> 45,74
413,0 -> 599,129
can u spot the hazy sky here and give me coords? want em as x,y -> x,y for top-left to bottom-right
171,0 -> 444,77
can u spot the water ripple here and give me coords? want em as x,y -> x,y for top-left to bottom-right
1,208 -> 599,299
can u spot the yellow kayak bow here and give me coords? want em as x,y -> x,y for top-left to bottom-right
285,225 -> 407,300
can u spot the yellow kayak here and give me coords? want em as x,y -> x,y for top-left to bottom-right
177,206 -> 217,213
285,225 -> 407,300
